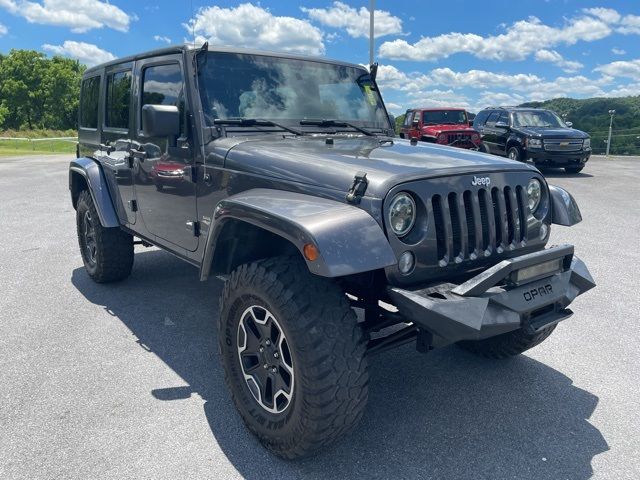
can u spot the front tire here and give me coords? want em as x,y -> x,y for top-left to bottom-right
219,257 -> 369,459
76,190 -> 134,283
457,324 -> 557,359
507,146 -> 523,162
565,166 -> 584,174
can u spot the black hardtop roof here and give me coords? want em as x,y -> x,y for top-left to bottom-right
83,44 -> 367,77
482,106 -> 552,112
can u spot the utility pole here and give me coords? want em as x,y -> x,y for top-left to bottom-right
606,109 -> 615,157
369,0 -> 375,66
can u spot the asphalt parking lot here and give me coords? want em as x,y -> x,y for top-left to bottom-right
1,154 -> 639,480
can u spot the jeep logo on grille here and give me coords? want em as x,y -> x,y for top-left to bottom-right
471,176 -> 491,187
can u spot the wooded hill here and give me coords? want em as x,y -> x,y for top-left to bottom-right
520,96 -> 640,155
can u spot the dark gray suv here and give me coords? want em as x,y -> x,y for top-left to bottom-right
69,44 -> 595,459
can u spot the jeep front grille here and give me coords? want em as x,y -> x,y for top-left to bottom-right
446,133 -> 473,145
543,139 -> 583,151
432,186 -> 528,266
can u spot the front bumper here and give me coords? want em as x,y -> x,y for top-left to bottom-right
387,245 -> 595,344
526,148 -> 591,166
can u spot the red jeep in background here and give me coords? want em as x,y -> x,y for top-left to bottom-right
399,108 -> 482,150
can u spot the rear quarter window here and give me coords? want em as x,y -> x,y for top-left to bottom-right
80,76 -> 100,129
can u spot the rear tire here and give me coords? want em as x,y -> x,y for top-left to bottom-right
565,166 -> 584,174
219,256 -> 369,459
76,190 -> 134,283
457,324 -> 557,359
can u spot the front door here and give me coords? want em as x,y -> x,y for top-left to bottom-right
132,56 -> 198,252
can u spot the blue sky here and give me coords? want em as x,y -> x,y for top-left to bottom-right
1,0 -> 639,113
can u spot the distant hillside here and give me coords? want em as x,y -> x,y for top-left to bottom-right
519,96 -> 640,155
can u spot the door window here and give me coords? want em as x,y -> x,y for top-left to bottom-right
485,111 -> 500,126
105,70 -> 131,129
141,63 -> 184,133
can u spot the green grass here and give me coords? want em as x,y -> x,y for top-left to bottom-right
0,138 -> 76,157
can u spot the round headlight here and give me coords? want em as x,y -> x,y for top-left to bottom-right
388,192 -> 416,236
527,178 -> 542,212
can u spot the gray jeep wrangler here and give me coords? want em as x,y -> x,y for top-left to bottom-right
70,44 -> 595,459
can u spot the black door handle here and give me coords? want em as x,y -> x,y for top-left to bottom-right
100,143 -> 114,154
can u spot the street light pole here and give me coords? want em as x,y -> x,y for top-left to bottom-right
369,0 -> 375,66
606,109 -> 615,157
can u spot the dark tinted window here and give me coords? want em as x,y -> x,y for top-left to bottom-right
105,70 -> 131,129
142,63 -> 183,108
473,110 -> 490,127
80,76 -> 100,129
497,112 -> 509,125
485,111 -> 501,125
422,110 -> 467,125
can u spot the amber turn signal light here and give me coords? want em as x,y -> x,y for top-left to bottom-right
303,243 -> 319,261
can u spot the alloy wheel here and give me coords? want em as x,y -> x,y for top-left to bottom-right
237,305 -> 294,414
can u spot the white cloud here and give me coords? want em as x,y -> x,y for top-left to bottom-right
302,1 -> 403,39
0,0 -> 133,32
618,15 -> 640,35
612,48 -> 626,55
185,3 -> 324,56
534,49 -> 583,73
595,59 -> 640,80
153,35 -> 171,44
375,62 -> 625,113
0,22 -> 7,36
42,41 -> 115,66
379,9 -> 639,62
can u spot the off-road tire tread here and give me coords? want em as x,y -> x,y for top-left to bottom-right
76,190 -> 133,283
458,324 -> 557,359
219,256 -> 369,459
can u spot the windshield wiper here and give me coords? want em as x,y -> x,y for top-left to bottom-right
213,118 -> 304,136
300,119 -> 375,136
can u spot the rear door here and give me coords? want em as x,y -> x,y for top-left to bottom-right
482,111 -> 501,154
132,55 -> 199,252
494,111 -> 510,155
99,65 -> 136,225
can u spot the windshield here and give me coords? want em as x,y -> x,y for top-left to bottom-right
422,110 -> 467,125
196,52 -> 389,129
513,110 -> 565,128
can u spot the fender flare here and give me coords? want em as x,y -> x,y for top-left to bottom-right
200,189 -> 397,279
549,184 -> 582,226
69,157 -> 119,228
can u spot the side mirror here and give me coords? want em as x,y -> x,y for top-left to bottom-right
565,121 -> 573,128
412,119 -> 420,127
495,121 -> 508,128
142,104 -> 180,137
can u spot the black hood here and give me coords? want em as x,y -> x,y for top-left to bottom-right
514,126 -> 589,139
219,136 -> 537,199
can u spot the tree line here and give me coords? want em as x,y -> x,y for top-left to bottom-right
0,49 -> 85,131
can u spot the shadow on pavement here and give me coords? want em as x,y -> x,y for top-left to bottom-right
72,250 -> 608,480
537,167 -> 594,179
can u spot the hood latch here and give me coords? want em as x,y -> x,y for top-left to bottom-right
346,171 -> 368,204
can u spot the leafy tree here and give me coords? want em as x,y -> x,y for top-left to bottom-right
0,49 -> 84,131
